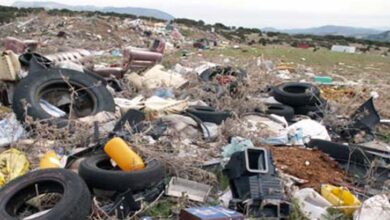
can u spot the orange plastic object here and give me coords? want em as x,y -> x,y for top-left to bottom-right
104,137 -> 145,171
39,151 -> 61,169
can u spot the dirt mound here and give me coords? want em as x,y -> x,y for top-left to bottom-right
271,147 -> 349,191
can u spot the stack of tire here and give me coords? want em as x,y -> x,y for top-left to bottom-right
271,82 -> 327,118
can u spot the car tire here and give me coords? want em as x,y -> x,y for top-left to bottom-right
186,106 -> 231,125
78,154 -> 165,192
12,68 -> 115,127
272,82 -> 320,106
0,169 -> 91,220
262,103 -> 295,121
293,98 -> 327,116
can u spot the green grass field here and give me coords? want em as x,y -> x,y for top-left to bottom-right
203,45 -> 390,73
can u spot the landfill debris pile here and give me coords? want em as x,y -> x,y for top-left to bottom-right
0,12 -> 389,220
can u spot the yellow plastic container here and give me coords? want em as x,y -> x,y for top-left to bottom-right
321,184 -> 361,216
104,137 -> 145,171
39,151 -> 61,169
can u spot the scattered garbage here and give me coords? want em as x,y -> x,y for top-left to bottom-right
0,13 -> 389,220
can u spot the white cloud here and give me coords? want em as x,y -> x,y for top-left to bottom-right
0,0 -> 389,29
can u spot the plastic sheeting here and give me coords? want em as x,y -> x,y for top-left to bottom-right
0,114 -> 26,147
354,194 -> 390,220
0,148 -> 29,186
263,119 -> 330,145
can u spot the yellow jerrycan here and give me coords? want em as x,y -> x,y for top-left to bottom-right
104,137 -> 145,171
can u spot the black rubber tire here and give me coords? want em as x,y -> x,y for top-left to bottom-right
294,105 -> 317,115
12,68 -> 115,126
293,98 -> 327,116
78,154 -> 165,191
272,82 -> 320,106
186,106 -> 231,125
264,103 -> 295,121
0,169 -> 91,220
200,66 -> 246,82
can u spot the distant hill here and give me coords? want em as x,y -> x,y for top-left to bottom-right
12,1 -> 175,20
262,25 -> 382,38
367,31 -> 390,42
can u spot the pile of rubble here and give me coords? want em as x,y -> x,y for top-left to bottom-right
0,15 -> 389,220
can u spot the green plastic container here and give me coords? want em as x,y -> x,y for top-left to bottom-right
314,76 -> 333,84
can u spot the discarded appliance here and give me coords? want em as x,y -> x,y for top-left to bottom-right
223,147 -> 290,218
166,177 -> 212,202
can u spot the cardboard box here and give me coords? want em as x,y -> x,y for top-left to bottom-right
180,206 -> 244,220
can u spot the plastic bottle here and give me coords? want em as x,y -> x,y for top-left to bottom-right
104,137 -> 145,171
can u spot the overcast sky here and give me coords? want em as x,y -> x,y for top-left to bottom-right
1,0 -> 389,29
